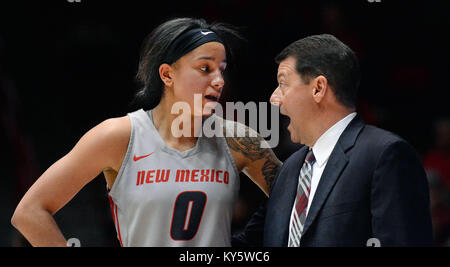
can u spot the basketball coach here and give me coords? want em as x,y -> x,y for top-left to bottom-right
233,34 -> 434,247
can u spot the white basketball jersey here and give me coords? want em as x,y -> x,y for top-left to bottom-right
108,109 -> 240,247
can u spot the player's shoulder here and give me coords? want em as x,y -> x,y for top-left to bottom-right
99,115 -> 130,135
218,116 -> 260,138
66,115 -> 130,171
88,115 -> 131,146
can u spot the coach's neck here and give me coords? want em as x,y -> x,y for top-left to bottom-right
305,95 -> 355,148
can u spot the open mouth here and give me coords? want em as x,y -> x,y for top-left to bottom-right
204,95 -> 219,102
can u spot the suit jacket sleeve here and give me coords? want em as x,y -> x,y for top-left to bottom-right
232,163 -> 286,247
371,140 -> 434,246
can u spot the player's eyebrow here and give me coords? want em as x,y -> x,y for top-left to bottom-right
196,56 -> 227,64
197,56 -> 214,61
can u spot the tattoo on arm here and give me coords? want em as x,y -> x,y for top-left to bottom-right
224,127 -> 270,161
224,124 -> 281,191
262,159 -> 279,191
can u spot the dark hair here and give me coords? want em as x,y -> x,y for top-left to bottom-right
133,17 -> 243,110
275,34 -> 360,108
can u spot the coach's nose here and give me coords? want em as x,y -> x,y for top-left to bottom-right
270,87 -> 282,106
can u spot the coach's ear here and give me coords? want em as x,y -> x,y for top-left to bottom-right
312,75 -> 328,104
159,63 -> 174,87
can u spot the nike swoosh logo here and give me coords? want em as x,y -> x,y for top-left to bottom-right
200,31 -> 213,35
133,152 -> 154,162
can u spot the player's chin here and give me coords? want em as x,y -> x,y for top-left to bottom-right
202,101 -> 220,116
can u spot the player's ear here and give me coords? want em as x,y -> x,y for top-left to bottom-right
312,75 -> 328,104
159,63 -> 174,87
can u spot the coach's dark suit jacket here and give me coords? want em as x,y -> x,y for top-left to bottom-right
234,115 -> 433,246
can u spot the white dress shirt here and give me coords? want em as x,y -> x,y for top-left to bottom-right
287,112 -> 357,246
305,112 -> 357,216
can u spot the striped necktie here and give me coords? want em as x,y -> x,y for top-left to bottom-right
288,149 -> 316,247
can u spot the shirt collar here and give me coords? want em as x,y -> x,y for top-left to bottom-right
311,112 -> 357,167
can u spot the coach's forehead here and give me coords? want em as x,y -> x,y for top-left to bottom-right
277,57 -> 297,80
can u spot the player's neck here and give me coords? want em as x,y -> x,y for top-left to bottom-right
152,100 -> 199,150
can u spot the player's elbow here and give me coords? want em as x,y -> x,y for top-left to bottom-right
11,201 -> 45,230
11,205 -> 26,230
11,201 -> 31,230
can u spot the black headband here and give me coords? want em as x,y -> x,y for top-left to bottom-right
162,28 -> 224,65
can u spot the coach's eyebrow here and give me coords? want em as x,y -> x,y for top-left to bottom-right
277,72 -> 286,81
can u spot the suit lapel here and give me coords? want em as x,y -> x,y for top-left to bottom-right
301,144 -> 348,237
301,115 -> 365,238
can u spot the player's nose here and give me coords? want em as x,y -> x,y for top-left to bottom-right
211,71 -> 224,91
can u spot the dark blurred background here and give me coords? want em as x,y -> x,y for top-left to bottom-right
1,0 -> 449,247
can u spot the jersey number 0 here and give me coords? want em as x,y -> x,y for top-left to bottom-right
170,191 -> 207,241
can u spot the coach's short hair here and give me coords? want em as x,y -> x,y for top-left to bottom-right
275,34 -> 360,108
134,17 -> 242,110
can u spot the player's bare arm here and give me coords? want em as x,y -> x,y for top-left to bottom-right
222,119 -> 282,196
11,116 -> 130,246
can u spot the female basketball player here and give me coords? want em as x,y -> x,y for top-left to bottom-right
11,18 -> 281,247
